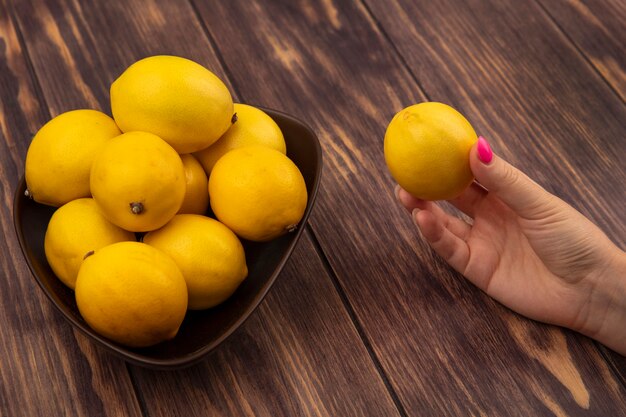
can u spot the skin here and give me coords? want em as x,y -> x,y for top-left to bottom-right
396,140 -> 626,354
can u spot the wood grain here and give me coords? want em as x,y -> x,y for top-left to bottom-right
536,0 -> 625,101
4,0 -> 626,415
534,0 -> 626,390
364,0 -> 626,243
365,0 -> 626,403
132,233 -> 402,417
8,0 -> 402,416
0,1 -> 143,416
192,0 -> 626,415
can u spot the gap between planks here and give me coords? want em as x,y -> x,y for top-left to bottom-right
306,225 -> 410,417
7,2 -> 157,415
513,0 -> 626,389
532,0 -> 625,105
358,0 -> 432,102
189,0 -> 626,407
359,0 -> 626,395
186,0 -> 412,413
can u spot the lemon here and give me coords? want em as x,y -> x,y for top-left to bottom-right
44,198 -> 134,289
194,103 -> 286,174
178,154 -> 209,215
384,102 -> 478,200
209,146 -> 307,242
24,109 -> 121,206
90,131 -> 185,232
144,215 -> 247,310
75,241 -> 187,347
110,55 -> 233,153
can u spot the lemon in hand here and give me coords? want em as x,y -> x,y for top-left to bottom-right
194,103 -> 286,174
209,146 -> 307,242
44,198 -> 134,289
144,214 -> 247,310
90,131 -> 186,232
75,242 -> 188,348
177,154 -> 209,215
384,102 -> 477,200
111,55 -> 233,153
25,109 -> 121,206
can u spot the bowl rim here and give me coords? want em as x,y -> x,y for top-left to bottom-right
13,106 -> 323,369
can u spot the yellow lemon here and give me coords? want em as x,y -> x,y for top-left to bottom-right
44,198 -> 134,289
384,102 -> 478,200
144,214 -> 247,310
90,131 -> 185,232
75,241 -> 187,347
209,146 -> 307,242
177,154 -> 209,215
24,109 -> 121,206
194,103 -> 286,174
110,55 -> 233,153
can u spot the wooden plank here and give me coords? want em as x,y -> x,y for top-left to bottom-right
132,233 -> 402,417
536,0 -> 625,101
10,0 -> 403,415
0,2 -> 144,417
533,0 -> 626,386
365,0 -> 626,400
191,0 -> 626,415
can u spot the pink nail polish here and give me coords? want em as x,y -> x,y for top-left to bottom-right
477,136 -> 493,164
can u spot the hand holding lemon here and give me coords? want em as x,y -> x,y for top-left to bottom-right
387,102 -> 626,356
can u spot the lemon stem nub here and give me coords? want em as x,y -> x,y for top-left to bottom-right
130,202 -> 144,215
287,224 -> 298,233
231,113 -> 238,124
24,189 -> 33,199
83,250 -> 95,260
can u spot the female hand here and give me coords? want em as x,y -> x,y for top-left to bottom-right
396,136 -> 626,354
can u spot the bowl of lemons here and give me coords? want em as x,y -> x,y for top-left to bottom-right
13,55 -> 322,369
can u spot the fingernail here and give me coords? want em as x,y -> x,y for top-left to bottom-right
394,184 -> 401,201
477,136 -> 493,164
411,208 -> 420,225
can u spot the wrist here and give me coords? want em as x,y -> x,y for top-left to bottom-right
581,247 -> 626,354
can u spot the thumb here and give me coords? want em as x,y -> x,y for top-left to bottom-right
469,136 -> 554,218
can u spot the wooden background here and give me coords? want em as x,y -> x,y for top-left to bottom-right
1,0 -> 625,415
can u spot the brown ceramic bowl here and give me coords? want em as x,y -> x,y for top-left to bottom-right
13,108 -> 322,369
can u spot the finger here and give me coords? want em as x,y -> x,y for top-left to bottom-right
413,209 -> 470,273
469,136 -> 555,219
395,184 -> 429,211
397,186 -> 471,239
447,181 -> 487,217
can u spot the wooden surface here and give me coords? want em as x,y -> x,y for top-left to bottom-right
1,0 -> 624,415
